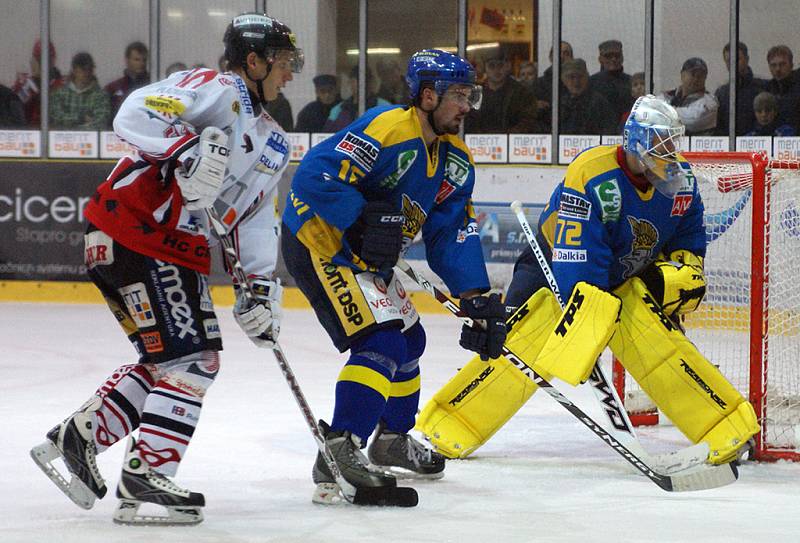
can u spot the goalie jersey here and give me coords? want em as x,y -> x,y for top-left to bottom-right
283,104 -> 489,297
538,145 -> 705,297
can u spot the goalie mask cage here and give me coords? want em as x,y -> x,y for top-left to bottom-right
612,151 -> 800,462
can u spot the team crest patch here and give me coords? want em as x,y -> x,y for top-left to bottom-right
335,132 -> 379,172
621,216 -> 659,277
118,282 -> 157,328
401,193 -> 428,241
379,150 -> 417,189
671,193 -> 693,216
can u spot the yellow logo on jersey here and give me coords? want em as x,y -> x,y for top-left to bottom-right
401,193 -> 428,241
144,96 -> 186,116
621,216 -> 659,277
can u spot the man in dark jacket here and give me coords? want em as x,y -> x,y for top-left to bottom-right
104,42 -> 150,119
0,84 -> 25,128
533,41 -> 572,129
714,42 -> 765,136
589,40 -> 633,122
464,52 -> 540,133
764,45 -> 800,131
559,58 -> 616,135
295,74 -> 340,132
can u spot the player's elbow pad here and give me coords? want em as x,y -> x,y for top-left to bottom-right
639,249 -> 706,317
535,282 -> 621,386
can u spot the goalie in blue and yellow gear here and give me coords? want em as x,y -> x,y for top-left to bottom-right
418,95 -> 759,464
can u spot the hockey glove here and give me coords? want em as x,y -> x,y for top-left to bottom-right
177,126 -> 230,210
233,277 -> 283,348
639,249 -> 706,317
354,201 -> 405,273
459,293 -> 508,361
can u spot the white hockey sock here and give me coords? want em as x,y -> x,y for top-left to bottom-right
137,351 -> 219,476
92,363 -> 156,453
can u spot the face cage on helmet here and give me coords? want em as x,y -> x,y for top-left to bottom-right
434,80 -> 482,110
641,125 -> 684,162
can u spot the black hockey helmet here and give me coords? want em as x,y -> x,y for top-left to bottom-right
223,13 -> 303,73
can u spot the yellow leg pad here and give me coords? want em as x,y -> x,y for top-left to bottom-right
416,288 -> 560,458
610,278 -> 760,463
534,282 -> 621,386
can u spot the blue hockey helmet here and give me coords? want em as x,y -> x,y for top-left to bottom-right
406,49 -> 482,109
623,95 -> 692,197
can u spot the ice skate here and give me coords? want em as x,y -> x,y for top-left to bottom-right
368,422 -> 445,480
30,396 -> 107,509
312,420 -> 417,506
113,437 -> 204,526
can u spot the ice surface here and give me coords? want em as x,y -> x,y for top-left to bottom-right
1,303 -> 798,542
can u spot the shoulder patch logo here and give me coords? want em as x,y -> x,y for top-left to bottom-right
559,193 -> 592,220
335,131 -> 379,172
445,151 -> 470,187
593,179 -> 621,223
379,149 -> 417,189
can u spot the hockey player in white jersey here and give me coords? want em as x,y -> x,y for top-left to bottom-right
29,13 -> 303,525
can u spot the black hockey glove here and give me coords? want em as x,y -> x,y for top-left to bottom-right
353,201 -> 404,273
459,293 -> 507,361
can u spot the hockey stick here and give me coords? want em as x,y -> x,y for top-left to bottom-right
509,201 -> 711,471
206,208 -> 415,506
397,258 -> 738,492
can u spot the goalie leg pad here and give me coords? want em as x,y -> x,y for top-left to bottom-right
416,288 -> 560,458
610,278 -> 760,464
533,282 -> 621,386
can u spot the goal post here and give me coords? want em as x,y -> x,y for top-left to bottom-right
612,151 -> 800,462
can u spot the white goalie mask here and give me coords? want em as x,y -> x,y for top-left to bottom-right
623,95 -> 693,198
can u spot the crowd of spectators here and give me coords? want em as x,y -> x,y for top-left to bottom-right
5,37 -> 800,139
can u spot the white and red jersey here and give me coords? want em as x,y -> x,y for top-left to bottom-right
84,68 -> 290,277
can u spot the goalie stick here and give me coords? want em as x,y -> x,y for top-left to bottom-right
205,208 -> 417,507
397,258 -> 738,492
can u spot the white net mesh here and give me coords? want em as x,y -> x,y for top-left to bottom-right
617,154 -> 800,460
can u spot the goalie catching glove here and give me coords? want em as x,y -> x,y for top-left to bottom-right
459,293 -> 507,361
638,249 -> 706,317
177,126 -> 230,210
233,277 -> 283,348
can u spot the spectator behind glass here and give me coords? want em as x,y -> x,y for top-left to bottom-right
464,51 -> 540,133
559,58 -> 616,135
533,40 -> 572,125
631,72 -> 645,99
765,45 -> 800,131
0,83 -> 25,128
295,74 -> 340,133
323,65 -> 390,132
375,58 -> 405,104
266,92 -> 293,131
589,40 -> 634,122
657,57 -> 718,136
715,41 -> 765,136
746,91 -> 795,136
49,52 -> 111,130
165,62 -> 188,77
517,60 -> 537,91
105,41 -> 149,119
12,40 -> 64,126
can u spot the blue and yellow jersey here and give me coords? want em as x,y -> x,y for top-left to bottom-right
538,145 -> 705,298
283,104 -> 489,297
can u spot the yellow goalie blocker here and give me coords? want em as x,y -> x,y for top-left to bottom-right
610,277 -> 759,464
416,282 -> 620,458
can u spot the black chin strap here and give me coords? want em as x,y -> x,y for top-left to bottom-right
243,62 -> 272,109
421,95 -> 445,136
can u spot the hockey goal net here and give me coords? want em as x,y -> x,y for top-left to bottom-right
612,151 -> 800,461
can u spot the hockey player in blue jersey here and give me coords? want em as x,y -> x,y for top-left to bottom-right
281,49 -> 507,505
418,95 -> 758,466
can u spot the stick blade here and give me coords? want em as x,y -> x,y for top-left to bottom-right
667,462 -> 738,492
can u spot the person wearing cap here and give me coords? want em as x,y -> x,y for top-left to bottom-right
559,58 -> 617,135
657,57 -> 718,136
49,51 -> 111,130
589,40 -> 634,122
12,40 -> 64,126
746,91 -> 795,137
295,74 -> 341,132
323,65 -> 390,132
464,51 -> 540,133
714,41 -> 765,136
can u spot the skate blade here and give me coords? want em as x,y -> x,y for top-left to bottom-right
30,441 -> 96,510
112,500 -> 204,526
312,482 -> 418,507
373,464 -> 445,481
